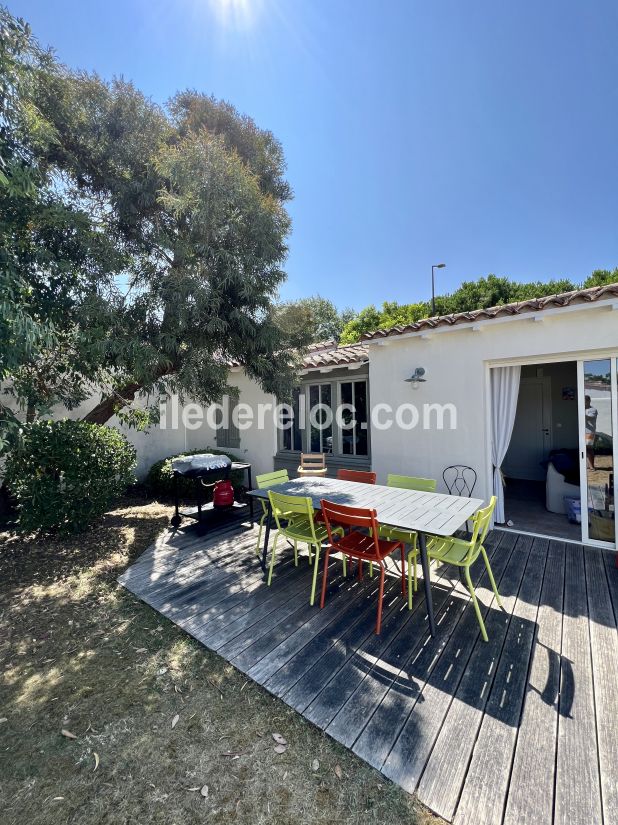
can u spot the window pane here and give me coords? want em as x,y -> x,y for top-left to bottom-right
355,381 -> 368,456
281,402 -> 292,450
308,383 -> 332,453
292,389 -> 302,450
309,384 -> 321,451
321,384 -> 332,453
281,389 -> 302,451
341,382 -> 354,455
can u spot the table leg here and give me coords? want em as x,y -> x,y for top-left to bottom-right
260,500 -> 272,577
418,532 -> 436,637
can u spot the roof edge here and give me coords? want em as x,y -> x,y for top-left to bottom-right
362,282 -> 618,341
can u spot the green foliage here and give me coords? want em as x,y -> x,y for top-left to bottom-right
144,447 -> 244,500
31,64 -> 301,418
0,8 -> 120,447
339,271 -> 615,343
4,420 -> 136,533
583,268 -> 618,288
276,295 -> 355,343
339,304 -> 393,344
1,6 -> 301,433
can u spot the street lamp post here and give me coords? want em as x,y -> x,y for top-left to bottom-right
431,263 -> 446,316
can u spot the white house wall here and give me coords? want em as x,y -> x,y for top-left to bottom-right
368,304 -> 618,504
185,369 -> 278,478
3,373 -> 277,482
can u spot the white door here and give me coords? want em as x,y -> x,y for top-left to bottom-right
503,377 -> 552,480
577,358 -> 616,549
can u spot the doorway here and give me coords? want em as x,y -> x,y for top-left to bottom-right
502,361 -> 581,541
497,356 -> 617,548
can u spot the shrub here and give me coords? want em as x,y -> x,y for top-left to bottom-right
4,420 -> 136,533
145,447 -> 244,500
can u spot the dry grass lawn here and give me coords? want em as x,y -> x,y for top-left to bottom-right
0,497 -> 442,825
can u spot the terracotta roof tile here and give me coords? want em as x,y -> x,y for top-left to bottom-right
301,341 -> 369,370
226,340 -> 369,371
362,282 -> 618,340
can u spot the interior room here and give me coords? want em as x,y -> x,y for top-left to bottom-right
502,360 -> 581,541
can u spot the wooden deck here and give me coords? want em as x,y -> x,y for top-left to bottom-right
118,513 -> 618,825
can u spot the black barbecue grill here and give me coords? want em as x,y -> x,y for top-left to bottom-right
170,453 -> 253,529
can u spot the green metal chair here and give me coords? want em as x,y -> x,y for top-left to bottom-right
267,490 -> 344,605
254,470 -> 289,555
423,496 -> 499,642
377,474 -> 437,608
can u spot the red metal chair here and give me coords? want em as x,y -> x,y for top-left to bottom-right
314,469 -> 377,526
319,499 -> 405,634
336,469 -> 377,484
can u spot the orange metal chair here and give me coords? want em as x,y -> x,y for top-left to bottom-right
319,499 -> 405,634
336,469 -> 377,484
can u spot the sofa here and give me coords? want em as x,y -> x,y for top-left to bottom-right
545,449 -> 580,514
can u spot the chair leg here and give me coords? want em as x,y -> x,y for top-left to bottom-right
369,561 -> 374,578
413,556 -> 418,592
267,532 -> 280,586
310,544 -> 321,605
481,546 -> 502,607
319,547 -> 332,608
407,551 -> 414,610
464,565 -> 488,642
342,552 -> 347,577
376,563 -> 386,634
400,546 -> 406,597
292,540 -> 298,566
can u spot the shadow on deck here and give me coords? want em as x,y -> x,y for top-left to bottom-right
118,514 -> 618,825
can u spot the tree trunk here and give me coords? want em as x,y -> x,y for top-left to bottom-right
82,381 -> 144,425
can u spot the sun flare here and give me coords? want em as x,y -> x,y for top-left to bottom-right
208,0 -> 263,28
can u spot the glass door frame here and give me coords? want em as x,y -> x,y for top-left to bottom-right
576,356 -> 617,550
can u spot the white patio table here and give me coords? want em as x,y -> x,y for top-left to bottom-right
247,476 -> 483,637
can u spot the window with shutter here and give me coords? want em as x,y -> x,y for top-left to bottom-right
216,389 -> 241,449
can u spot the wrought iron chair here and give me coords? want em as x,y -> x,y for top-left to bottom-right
443,465 -> 477,497
443,465 -> 478,536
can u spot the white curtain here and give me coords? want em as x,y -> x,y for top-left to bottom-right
491,366 -> 521,523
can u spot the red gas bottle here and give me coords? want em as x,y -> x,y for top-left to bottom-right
213,479 -> 235,508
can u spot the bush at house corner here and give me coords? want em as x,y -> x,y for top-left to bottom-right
4,420 -> 136,534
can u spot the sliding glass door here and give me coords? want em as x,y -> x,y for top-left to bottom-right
578,358 -> 617,548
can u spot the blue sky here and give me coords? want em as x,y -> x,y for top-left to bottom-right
12,0 -> 618,310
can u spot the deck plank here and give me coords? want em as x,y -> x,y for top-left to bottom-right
330,534 -> 503,751
352,531 -> 516,774
453,538 -> 550,825
118,520 -> 615,825
247,576 -> 402,684
406,534 -> 535,819
365,531 -> 519,787
588,549 -> 618,825
554,544 -> 603,825
502,540 -> 565,825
